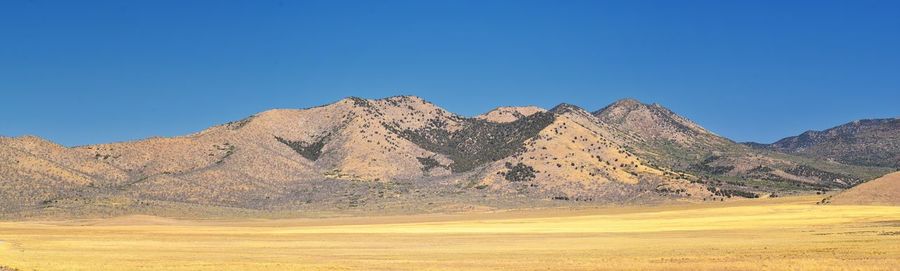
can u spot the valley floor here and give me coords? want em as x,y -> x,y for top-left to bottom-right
1,196 -> 898,270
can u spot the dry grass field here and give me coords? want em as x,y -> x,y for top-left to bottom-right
1,196 -> 899,271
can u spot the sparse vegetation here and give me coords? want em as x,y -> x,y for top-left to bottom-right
690,155 -> 735,175
225,116 -> 254,130
707,186 -> 759,198
763,118 -> 900,168
786,165 -> 858,187
275,134 -> 329,161
214,143 -> 236,164
503,162 -> 536,182
416,156 -> 448,172
387,111 -> 555,172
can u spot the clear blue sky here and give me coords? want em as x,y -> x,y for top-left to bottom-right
2,0 -> 898,146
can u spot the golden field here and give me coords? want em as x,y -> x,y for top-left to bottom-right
1,196 -> 899,271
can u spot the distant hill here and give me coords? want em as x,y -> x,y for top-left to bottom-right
593,99 -> 885,197
0,96 -> 892,217
827,171 -> 900,205
748,118 -> 900,168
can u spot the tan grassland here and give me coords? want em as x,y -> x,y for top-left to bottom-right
1,196 -> 898,271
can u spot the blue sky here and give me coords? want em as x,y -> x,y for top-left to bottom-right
1,0 -> 898,146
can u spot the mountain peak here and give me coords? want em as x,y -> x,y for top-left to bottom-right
610,98 -> 644,107
381,95 -> 427,101
341,95 -> 428,102
339,96 -> 374,107
594,98 -> 724,147
594,98 -> 651,115
378,95 -> 434,106
0,135 -> 57,147
335,95 -> 437,109
549,103 -> 589,115
475,106 -> 546,123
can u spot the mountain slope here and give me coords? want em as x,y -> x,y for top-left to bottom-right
0,96 -> 893,217
594,98 -> 730,149
0,136 -> 129,213
758,118 -> 900,168
470,104 -> 711,202
827,171 -> 900,205
74,96 -> 465,207
593,99 -> 890,197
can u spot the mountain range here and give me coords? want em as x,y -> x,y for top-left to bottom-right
1,96 -> 895,218
747,118 -> 900,168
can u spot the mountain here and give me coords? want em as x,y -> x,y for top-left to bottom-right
593,98 -> 735,166
594,98 -> 729,148
752,118 -> 900,168
397,103 -> 712,202
475,106 -> 546,123
72,96 -> 470,207
825,171 -> 900,205
0,136 -> 129,214
0,96 -> 892,218
593,99 -> 890,197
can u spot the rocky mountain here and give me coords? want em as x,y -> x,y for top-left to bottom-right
750,118 -> 900,168
0,96 -> 892,217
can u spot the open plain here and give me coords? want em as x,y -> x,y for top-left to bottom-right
1,196 -> 898,271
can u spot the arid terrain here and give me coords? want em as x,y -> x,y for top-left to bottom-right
1,96 -> 895,218
1,196 -> 898,271
2,96 -> 899,270
4,0 -> 900,269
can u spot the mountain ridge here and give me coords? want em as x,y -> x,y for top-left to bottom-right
748,118 -> 900,168
1,96 -> 893,218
